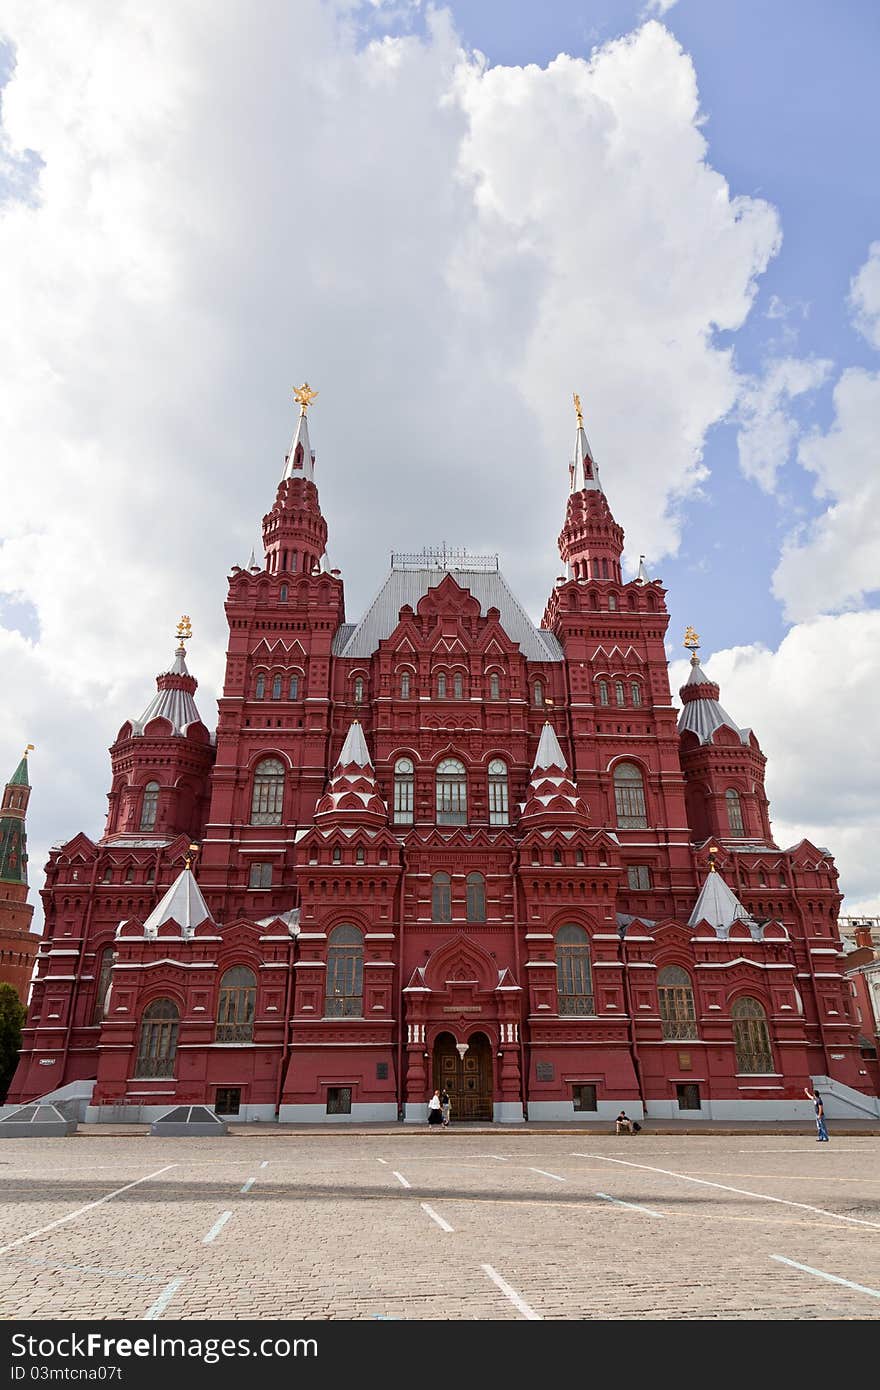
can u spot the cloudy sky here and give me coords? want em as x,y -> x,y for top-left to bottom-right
1,0 -> 878,927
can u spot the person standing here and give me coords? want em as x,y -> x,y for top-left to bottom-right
427,1088 -> 443,1127
440,1088 -> 451,1127
805,1086 -> 829,1141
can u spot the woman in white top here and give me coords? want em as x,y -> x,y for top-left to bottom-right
427,1089 -> 443,1126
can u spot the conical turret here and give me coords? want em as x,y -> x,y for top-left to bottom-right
520,723 -> 589,825
558,393 -> 623,584
688,853 -> 757,938
314,721 -> 388,827
262,383 -> 328,578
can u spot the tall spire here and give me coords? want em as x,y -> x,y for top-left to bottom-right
570,392 -> 602,494
263,383 -> 328,578
281,383 -> 319,484
520,722 -> 589,825
314,721 -> 388,827
0,746 -> 32,885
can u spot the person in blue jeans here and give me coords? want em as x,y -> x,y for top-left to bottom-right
805,1086 -> 829,1141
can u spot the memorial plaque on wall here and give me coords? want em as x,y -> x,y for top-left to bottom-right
535,1061 -> 555,1082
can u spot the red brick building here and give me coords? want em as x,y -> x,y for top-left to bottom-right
0,750 -> 38,1007
8,398 -> 876,1122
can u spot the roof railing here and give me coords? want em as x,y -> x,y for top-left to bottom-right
390,545 -> 499,571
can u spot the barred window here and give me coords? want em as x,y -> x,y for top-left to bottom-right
598,680 -> 609,706
534,681 -> 544,706
466,872 -> 486,923
92,946 -> 115,1025
437,672 -> 447,698
248,862 -> 272,889
726,788 -> 745,837
393,757 -> 414,825
556,924 -> 594,1016
216,966 -> 256,1042
489,673 -> 501,699
289,674 -> 299,700
488,759 -> 509,826
272,674 -> 282,700
400,672 -> 411,699
353,677 -> 364,704
140,781 -> 159,831
436,758 -> 467,825
255,673 -> 265,700
432,872 -> 452,922
613,762 -> 647,829
326,925 -> 363,1017
615,680 -> 625,706
136,998 -> 179,1078
251,757 -> 285,825
627,864 -> 652,890
453,672 -> 464,700
732,996 -> 773,1073
279,584 -> 288,602
658,964 -> 697,1040
631,683 -> 642,707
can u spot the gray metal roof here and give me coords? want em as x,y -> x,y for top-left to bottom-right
333,565 -> 563,663
688,868 -> 758,938
142,866 -> 212,937
132,644 -> 203,737
677,659 -> 749,746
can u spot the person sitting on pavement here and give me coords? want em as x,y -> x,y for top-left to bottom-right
615,1110 -> 634,1135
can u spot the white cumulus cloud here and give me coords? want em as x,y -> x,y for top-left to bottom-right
736,355 -> 832,492
849,240 -> 880,349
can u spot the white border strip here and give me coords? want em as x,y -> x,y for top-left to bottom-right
392,1171 -> 411,1188
481,1264 -> 541,1320
528,1168 -> 567,1182
572,1152 -> 880,1230
0,1165 -> 177,1257
420,1203 -> 454,1232
202,1211 -> 233,1245
240,1177 -> 255,1194
771,1255 -> 880,1300
595,1191 -> 667,1218
144,1278 -> 183,1321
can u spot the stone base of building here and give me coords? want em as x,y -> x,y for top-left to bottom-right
645,1099 -> 811,1120
277,1102 -> 399,1124
493,1101 -> 525,1123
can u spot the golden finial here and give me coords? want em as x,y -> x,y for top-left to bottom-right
24,743 -> 34,757
293,382 -> 319,416
684,625 -> 701,658
708,844 -> 718,873
573,392 -> 584,429
185,843 -> 199,870
176,615 -> 192,645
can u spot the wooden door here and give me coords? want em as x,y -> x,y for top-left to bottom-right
434,1032 -> 493,1121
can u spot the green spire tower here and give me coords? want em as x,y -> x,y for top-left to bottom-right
0,746 -> 32,885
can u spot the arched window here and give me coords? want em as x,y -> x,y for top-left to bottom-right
92,946 -> 115,1025
615,680 -> 625,706
726,788 -> 745,837
393,757 -> 414,824
136,998 -> 179,1078
453,672 -> 464,700
353,677 -> 364,704
731,996 -> 773,1073
400,671 -> 410,699
613,762 -> 647,829
139,782 -> 159,831
437,672 -> 447,698
251,757 -> 285,825
488,759 -> 509,826
216,966 -> 257,1042
631,683 -> 642,707
466,872 -> 486,923
325,925 -> 363,1017
534,681 -> 544,706
489,673 -> 500,700
608,593 -> 618,611
272,674 -> 282,700
597,679 -> 610,707
432,872 -> 452,921
289,674 -> 299,700
280,584 -> 288,602
255,673 -> 266,700
657,965 -> 697,1040
556,925 -> 594,1016
436,758 -> 467,825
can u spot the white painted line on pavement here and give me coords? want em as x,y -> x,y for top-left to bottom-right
376,1158 -> 389,1165
202,1211 -> 233,1244
420,1203 -> 454,1232
771,1255 -> 880,1300
528,1168 -> 566,1182
259,1161 -> 269,1168
240,1177 -> 255,1194
0,1165 -> 178,1257
571,1152 -> 880,1230
467,1154 -> 509,1161
595,1191 -> 667,1218
144,1279 -> 184,1321
392,1171 -> 411,1188
481,1264 -> 541,1320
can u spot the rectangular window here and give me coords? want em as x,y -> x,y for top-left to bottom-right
488,779 -> 509,826
393,779 -> 414,824
376,1062 -> 389,1080
676,1083 -> 701,1111
249,862 -> 272,889
572,1084 -> 597,1112
627,865 -> 652,890
326,1086 -> 352,1115
215,1087 -> 241,1115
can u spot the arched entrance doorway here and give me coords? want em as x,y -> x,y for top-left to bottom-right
433,1031 -> 493,1121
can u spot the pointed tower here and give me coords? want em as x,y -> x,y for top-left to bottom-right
677,628 -> 772,844
262,383 -> 328,578
519,722 -> 589,826
314,722 -> 388,827
0,746 -> 38,1004
104,619 -> 215,842
558,393 -> 624,583
688,853 -> 758,939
